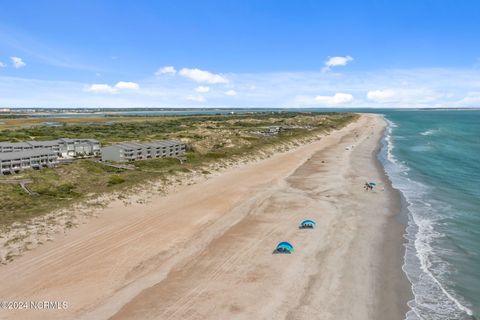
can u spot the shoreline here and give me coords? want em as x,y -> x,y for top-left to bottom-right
372,122 -> 413,318
0,114 -> 411,319
380,114 -> 477,319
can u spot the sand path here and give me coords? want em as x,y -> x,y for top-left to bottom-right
0,114 -> 410,319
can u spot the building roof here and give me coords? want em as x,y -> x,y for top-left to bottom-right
0,142 -> 33,148
83,139 -> 100,143
106,140 -> 184,150
143,141 -> 171,148
146,140 -> 183,147
116,143 -> 145,150
0,138 -> 100,150
59,138 -> 99,143
129,142 -> 150,148
27,140 -> 61,147
0,149 -> 57,160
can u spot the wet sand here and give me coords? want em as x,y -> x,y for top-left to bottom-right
0,114 -> 411,319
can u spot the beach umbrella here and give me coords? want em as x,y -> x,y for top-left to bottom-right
276,242 -> 294,252
300,220 -> 316,227
368,182 -> 377,186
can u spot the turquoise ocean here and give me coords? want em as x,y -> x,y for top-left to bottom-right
379,110 -> 479,319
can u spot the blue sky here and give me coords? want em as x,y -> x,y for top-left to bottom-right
1,0 -> 480,108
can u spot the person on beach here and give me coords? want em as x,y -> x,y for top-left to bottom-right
364,182 -> 374,191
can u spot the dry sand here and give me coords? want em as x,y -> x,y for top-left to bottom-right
0,114 -> 411,320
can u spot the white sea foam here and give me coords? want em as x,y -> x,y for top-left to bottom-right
420,129 -> 439,136
379,118 -> 474,320
384,119 -> 402,166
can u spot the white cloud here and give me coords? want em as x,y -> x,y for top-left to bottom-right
224,89 -> 237,96
366,88 -> 442,105
195,86 -> 210,93
312,93 -> 354,105
5,67 -> 480,108
322,56 -> 353,72
186,95 -> 206,102
179,68 -> 228,84
86,81 -> 140,94
85,84 -> 116,94
114,81 -> 139,90
155,66 -> 176,76
366,89 -> 397,102
0,61 -> 5,68
296,93 -> 354,106
10,56 -> 26,68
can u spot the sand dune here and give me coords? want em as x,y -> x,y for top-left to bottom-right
0,114 -> 410,320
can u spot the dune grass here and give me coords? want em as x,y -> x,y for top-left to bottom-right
0,112 -> 358,226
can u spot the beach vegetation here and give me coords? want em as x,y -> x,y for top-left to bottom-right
0,112 -> 358,226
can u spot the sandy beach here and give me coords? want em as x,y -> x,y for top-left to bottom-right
0,114 -> 411,320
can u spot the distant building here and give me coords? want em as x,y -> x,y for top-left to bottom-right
0,142 -> 34,153
57,138 -> 101,158
0,149 -> 58,175
260,126 -> 284,135
101,140 -> 186,162
0,138 -> 100,158
259,125 -> 309,136
0,108 -> 11,113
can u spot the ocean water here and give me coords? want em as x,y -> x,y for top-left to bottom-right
378,110 -> 480,320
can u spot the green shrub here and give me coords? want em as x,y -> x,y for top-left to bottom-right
108,175 -> 125,185
35,183 -> 78,197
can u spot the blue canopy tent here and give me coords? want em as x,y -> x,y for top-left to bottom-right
274,242 -> 294,254
299,219 -> 316,229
